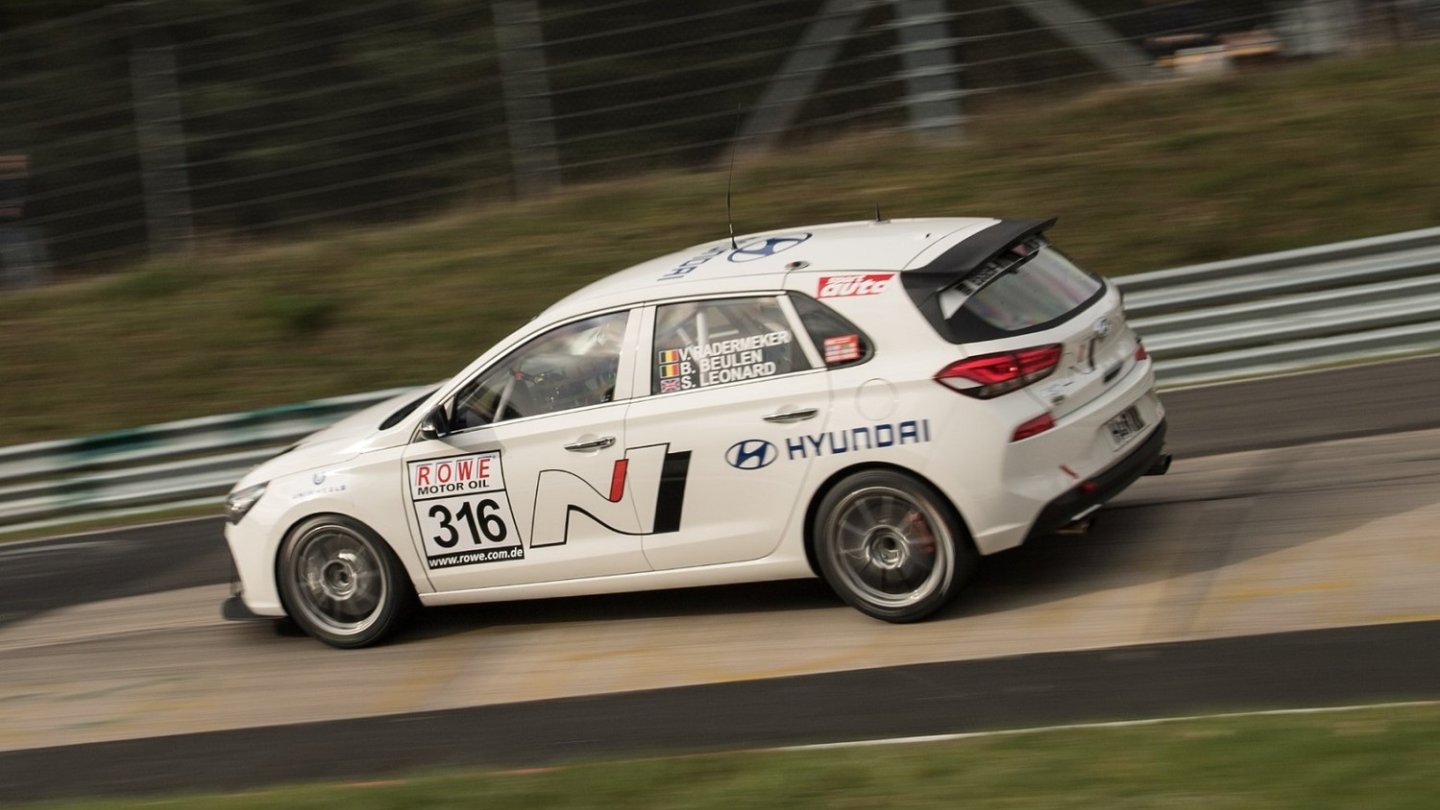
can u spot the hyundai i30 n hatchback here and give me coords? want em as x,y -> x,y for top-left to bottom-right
223,217 -> 1169,647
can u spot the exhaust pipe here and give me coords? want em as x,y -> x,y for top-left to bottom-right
1056,504 -> 1102,535
1055,514 -> 1096,536
1145,451 -> 1172,476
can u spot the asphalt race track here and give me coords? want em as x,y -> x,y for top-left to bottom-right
2,356 -> 1439,802
1,621 -> 1437,803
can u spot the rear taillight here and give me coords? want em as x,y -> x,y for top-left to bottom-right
1011,413 -> 1055,442
1134,340 -> 1148,362
935,345 -> 1062,399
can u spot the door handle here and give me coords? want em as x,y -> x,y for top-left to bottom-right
763,408 -> 818,424
564,436 -> 616,452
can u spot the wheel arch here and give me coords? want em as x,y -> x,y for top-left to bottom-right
800,461 -> 975,577
271,511 -> 417,616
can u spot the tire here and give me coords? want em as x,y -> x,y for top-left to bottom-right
272,616 -> 306,637
813,470 -> 977,623
278,515 -> 415,648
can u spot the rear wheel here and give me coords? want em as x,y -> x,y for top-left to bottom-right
278,515 -> 414,648
814,470 -> 977,622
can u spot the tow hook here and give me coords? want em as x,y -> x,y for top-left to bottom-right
1145,451 -> 1172,476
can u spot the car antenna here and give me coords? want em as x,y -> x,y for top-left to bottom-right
874,203 -> 883,222
726,149 -> 738,250
725,103 -> 745,250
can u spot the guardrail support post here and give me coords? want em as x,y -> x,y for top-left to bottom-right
493,0 -> 562,197
123,2 -> 194,255
736,0 -> 871,155
890,0 -> 964,142
1007,0 -> 1155,83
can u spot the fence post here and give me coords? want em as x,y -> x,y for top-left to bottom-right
1007,0 -> 1155,83
890,0 -> 964,142
736,0 -> 871,155
124,2 -> 194,255
493,0 -> 562,197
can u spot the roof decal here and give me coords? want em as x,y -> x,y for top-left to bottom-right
659,244 -> 729,281
726,232 -> 811,263
658,232 -> 813,281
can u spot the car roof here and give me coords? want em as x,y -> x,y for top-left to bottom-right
541,217 -> 1002,320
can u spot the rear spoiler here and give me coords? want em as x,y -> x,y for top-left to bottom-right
901,217 -> 1057,341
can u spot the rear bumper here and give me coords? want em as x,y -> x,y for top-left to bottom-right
1025,418 -> 1168,541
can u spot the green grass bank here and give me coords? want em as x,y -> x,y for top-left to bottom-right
20,704 -> 1440,809
3,48 -> 1438,444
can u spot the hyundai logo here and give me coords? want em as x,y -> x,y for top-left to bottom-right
1093,318 -> 1112,339
728,233 -> 811,263
725,439 -> 778,470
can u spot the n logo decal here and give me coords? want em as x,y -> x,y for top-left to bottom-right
529,444 -> 691,547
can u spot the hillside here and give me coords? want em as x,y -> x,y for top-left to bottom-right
2,47 -> 1437,444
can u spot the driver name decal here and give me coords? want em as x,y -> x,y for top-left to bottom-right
659,330 -> 792,388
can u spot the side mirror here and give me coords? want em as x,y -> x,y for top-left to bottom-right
418,407 -> 449,441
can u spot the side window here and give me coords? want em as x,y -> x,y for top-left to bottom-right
652,296 -> 809,395
451,311 -> 629,429
790,293 -> 874,368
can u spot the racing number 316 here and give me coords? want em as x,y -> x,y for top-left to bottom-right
428,499 -> 507,547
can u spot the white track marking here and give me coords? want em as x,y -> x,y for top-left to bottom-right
778,700 -> 1440,752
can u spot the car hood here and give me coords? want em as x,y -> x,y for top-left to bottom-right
232,386 -> 436,490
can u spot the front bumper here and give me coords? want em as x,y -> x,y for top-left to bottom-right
221,594 -> 261,621
1025,418 -> 1168,541
222,538 -> 269,621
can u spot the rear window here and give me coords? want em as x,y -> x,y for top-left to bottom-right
936,237 -> 1103,341
789,294 -> 873,368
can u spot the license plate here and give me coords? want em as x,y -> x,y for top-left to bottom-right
1106,406 -> 1145,448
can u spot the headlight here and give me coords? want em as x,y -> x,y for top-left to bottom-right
224,483 -> 267,525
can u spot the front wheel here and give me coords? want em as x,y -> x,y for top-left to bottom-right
814,470 -> 977,623
278,515 -> 414,648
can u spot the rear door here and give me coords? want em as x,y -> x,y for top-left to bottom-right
622,294 -> 831,570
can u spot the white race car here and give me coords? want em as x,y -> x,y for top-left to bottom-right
223,217 -> 1169,647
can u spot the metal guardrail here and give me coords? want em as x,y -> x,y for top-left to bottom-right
1118,226 -> 1440,386
0,389 -> 419,532
4,227 -> 1440,532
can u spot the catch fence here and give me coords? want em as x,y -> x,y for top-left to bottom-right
2,0 -> 1428,283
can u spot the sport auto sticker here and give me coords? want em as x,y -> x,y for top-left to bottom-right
656,329 -> 792,391
409,451 -> 522,569
816,273 -> 894,299
408,445 -> 692,569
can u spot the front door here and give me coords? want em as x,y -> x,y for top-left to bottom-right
402,309 -> 654,592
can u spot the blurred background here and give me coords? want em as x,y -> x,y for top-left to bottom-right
2,4 -> 1440,806
2,0 -> 1436,282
